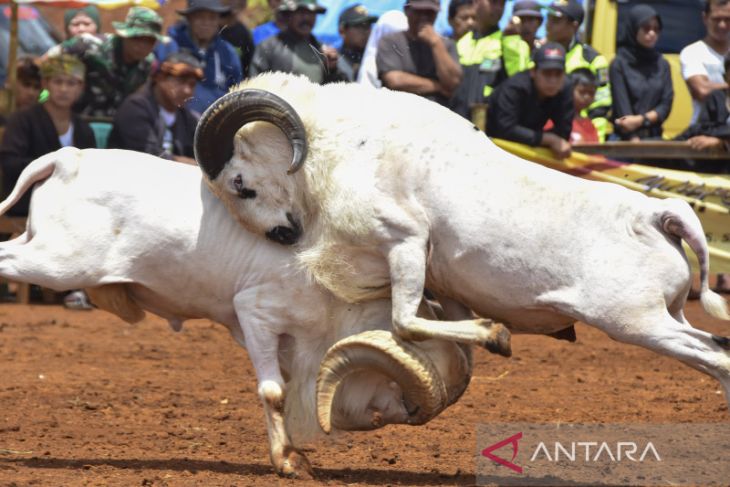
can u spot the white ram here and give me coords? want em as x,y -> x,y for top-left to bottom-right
193,72 -> 730,426
0,148 -> 472,479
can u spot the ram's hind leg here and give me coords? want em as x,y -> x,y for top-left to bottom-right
594,310 -> 730,409
0,240 -> 76,290
387,240 -> 511,357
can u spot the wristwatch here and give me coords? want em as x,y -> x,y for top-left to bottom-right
641,114 -> 651,128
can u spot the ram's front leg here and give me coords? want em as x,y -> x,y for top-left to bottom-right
257,377 -> 313,478
233,300 -> 313,479
387,238 -> 511,357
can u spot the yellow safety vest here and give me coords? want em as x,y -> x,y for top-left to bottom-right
457,30 -> 531,98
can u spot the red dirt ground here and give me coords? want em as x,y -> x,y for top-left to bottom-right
0,300 -> 728,486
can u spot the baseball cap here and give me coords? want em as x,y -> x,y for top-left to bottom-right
548,0 -> 584,24
112,7 -> 163,39
339,4 -> 378,27
278,0 -> 327,14
176,0 -> 231,16
405,0 -> 440,12
513,0 -> 543,18
533,42 -> 566,71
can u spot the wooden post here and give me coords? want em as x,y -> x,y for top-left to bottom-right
6,1 -> 19,113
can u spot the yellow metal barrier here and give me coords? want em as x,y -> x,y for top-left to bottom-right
494,139 -> 730,273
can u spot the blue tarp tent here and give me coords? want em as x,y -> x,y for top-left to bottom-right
311,0 -> 551,48
311,0 -> 450,48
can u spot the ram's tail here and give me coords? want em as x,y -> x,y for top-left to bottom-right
660,199 -> 730,320
0,151 -> 59,216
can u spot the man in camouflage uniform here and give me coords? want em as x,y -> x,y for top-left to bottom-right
61,7 -> 164,119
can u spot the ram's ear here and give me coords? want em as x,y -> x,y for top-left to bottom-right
235,122 -> 296,173
232,130 -> 253,161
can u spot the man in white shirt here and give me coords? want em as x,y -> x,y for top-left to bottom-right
679,0 -> 730,294
680,0 -> 730,124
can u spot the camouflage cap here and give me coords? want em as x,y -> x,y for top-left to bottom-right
278,0 -> 326,14
112,6 -> 163,39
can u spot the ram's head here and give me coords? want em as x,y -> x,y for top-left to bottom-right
195,89 -> 307,246
318,330 -> 473,433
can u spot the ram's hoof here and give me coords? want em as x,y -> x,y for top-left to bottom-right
275,446 -> 315,479
480,320 -> 512,357
712,334 -> 730,350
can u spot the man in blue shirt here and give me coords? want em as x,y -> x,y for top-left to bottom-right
169,0 -> 242,114
253,0 -> 290,45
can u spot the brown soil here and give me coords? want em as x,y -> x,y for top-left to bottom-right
0,301 -> 728,486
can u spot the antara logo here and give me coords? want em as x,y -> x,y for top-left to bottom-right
481,432 -> 523,474
481,432 -> 663,474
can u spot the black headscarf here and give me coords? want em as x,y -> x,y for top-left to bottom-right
617,4 -> 662,65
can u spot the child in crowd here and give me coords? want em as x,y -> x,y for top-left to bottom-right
567,68 -> 599,143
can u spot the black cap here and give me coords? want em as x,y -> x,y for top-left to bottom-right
405,0 -> 440,12
533,42 -> 566,70
278,0 -> 327,14
548,0 -> 584,24
513,0 -> 543,18
339,4 -> 378,27
176,0 -> 231,15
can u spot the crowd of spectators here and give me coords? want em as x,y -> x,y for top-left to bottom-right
0,0 -> 729,294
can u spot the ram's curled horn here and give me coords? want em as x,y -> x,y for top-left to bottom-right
194,88 -> 308,180
447,343 -> 473,406
316,330 -> 472,433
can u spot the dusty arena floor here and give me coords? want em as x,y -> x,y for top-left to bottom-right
0,301 -> 728,486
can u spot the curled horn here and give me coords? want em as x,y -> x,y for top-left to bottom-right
316,330 -> 449,434
194,88 -> 308,181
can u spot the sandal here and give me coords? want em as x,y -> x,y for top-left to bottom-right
63,290 -> 93,310
713,274 -> 730,294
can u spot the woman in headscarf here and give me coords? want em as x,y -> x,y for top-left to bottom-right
609,4 -> 673,140
64,6 -> 102,39
43,6 -> 106,60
